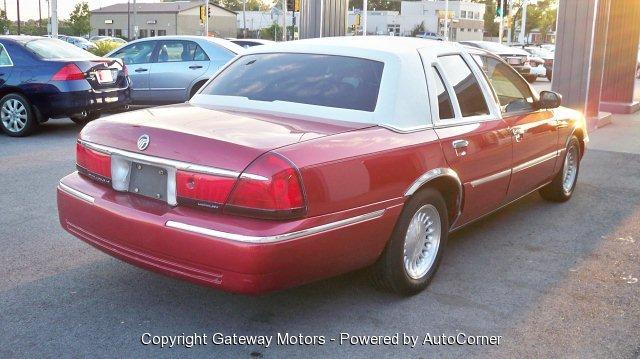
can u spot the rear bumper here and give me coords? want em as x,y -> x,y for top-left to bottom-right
57,173 -> 402,294
32,86 -> 131,118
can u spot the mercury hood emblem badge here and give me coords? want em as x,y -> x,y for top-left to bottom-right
137,134 -> 150,151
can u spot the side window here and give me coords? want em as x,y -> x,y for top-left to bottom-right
187,42 -> 210,61
473,55 -> 534,113
112,42 -> 156,65
438,54 -> 490,117
0,44 -> 13,66
203,44 -> 234,61
430,67 -> 455,120
157,41 -> 190,63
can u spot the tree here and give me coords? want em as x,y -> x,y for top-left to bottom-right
69,2 -> 90,36
213,0 -> 270,11
349,0 -> 400,11
0,10 -> 11,35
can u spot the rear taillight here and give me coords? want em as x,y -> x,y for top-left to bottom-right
52,64 -> 85,81
76,142 -> 111,185
176,170 -> 236,211
224,153 -> 306,220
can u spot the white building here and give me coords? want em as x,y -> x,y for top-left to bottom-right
348,0 -> 485,41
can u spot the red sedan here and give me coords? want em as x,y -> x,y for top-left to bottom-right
57,37 -> 588,295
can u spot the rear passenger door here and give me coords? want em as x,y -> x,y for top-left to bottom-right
0,42 -> 14,88
420,52 -> 513,227
110,41 -> 157,103
148,40 -> 210,103
472,54 -> 559,201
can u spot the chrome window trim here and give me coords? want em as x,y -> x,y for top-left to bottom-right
378,123 -> 434,133
78,140 -> 240,178
58,182 -> 95,203
0,43 -> 14,67
165,209 -> 386,244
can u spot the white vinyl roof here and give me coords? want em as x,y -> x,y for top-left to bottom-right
191,36 -> 468,131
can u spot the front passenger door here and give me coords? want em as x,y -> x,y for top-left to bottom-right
473,55 -> 559,201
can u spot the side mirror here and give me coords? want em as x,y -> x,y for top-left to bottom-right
538,91 -> 562,109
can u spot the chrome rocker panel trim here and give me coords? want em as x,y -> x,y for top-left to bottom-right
165,209 -> 386,244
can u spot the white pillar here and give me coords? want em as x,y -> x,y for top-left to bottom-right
498,0 -> 504,43
362,0 -> 367,36
51,0 -> 57,37
282,0 -> 286,41
444,0 -> 449,40
519,0 -> 528,43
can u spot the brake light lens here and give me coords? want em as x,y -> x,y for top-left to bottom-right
176,170 -> 236,211
224,153 -> 306,220
52,64 -> 85,81
76,142 -> 111,185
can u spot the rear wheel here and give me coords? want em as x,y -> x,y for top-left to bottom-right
371,188 -> 449,295
0,93 -> 37,137
540,136 -> 580,202
70,110 -> 101,125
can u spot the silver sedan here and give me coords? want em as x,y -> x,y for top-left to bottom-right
107,36 -> 243,105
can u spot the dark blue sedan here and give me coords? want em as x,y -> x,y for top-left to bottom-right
0,36 -> 131,137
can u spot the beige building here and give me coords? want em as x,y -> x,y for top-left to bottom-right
90,1 -> 237,39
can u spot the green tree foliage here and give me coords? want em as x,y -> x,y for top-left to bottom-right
69,2 -> 91,36
509,0 -> 557,42
410,21 -> 425,37
213,0 -> 270,11
0,10 -> 11,34
349,0 -> 400,11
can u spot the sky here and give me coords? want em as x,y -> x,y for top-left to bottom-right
4,0 -> 161,21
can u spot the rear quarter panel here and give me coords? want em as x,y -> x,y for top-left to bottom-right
276,126 -> 447,218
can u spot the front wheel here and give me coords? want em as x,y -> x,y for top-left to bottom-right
540,136 -> 581,202
371,188 -> 449,295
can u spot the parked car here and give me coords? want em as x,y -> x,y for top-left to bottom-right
64,36 -> 98,51
226,38 -> 275,48
106,36 -> 243,105
0,36 -> 130,137
57,37 -> 587,295
90,36 -> 127,44
416,31 -> 445,41
521,46 -> 554,81
460,40 -> 537,83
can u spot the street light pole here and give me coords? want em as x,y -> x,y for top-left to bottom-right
16,0 -> 20,35
362,0 -> 367,36
132,0 -> 137,39
51,0 -> 57,37
282,0 -> 286,41
242,0 -> 246,38
498,0 -> 504,43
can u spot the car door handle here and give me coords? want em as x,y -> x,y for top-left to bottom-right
452,140 -> 469,157
189,65 -> 203,69
511,128 -> 525,142
134,68 -> 148,73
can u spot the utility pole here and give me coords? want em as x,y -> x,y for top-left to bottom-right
16,0 -> 20,35
281,0 -> 286,41
127,0 -> 130,39
132,0 -> 137,39
204,0 -> 209,36
518,0 -> 528,44
242,0 -> 246,38
362,0 -> 367,36
51,0 -> 57,37
444,0 -> 449,40
498,0 -> 505,43
38,0 -> 41,27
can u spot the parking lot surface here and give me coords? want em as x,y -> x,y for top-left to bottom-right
1,99 -> 639,357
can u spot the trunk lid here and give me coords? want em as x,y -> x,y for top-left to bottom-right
81,103 -> 373,172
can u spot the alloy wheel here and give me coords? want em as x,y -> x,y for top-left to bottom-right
1,99 -> 28,133
562,145 -> 578,194
403,204 -> 442,279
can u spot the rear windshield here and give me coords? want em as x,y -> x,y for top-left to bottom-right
200,53 -> 384,112
24,38 -> 96,59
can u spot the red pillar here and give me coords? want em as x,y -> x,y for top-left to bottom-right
599,0 -> 640,114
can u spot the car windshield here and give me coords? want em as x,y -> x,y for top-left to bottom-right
24,38 -> 96,59
200,53 -> 384,112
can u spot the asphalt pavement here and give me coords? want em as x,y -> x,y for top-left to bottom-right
1,80 -> 638,358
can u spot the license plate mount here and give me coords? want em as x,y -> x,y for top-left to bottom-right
128,162 -> 168,201
96,69 -> 115,84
